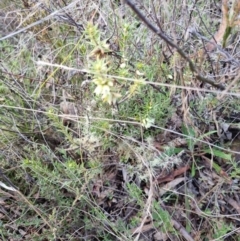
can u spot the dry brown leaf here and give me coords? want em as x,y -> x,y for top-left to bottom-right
153,231 -> 168,241
60,101 -> 79,125
131,217 -> 153,234
159,177 -> 185,196
155,166 -> 189,184
60,101 -> 78,115
206,0 -> 240,51
206,0 -> 228,51
225,197 -> 240,214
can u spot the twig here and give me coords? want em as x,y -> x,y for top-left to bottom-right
172,219 -> 195,241
124,0 -> 225,90
0,0 -> 80,41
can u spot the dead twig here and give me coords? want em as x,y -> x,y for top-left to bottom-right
171,219 -> 195,241
124,0 -> 225,90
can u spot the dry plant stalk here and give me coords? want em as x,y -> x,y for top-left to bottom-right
206,0 -> 240,51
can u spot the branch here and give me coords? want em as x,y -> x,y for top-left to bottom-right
124,0 -> 225,90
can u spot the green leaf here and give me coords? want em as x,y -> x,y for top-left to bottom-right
191,162 -> 196,177
182,124 -> 195,151
204,148 -> 232,161
152,201 -> 174,232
